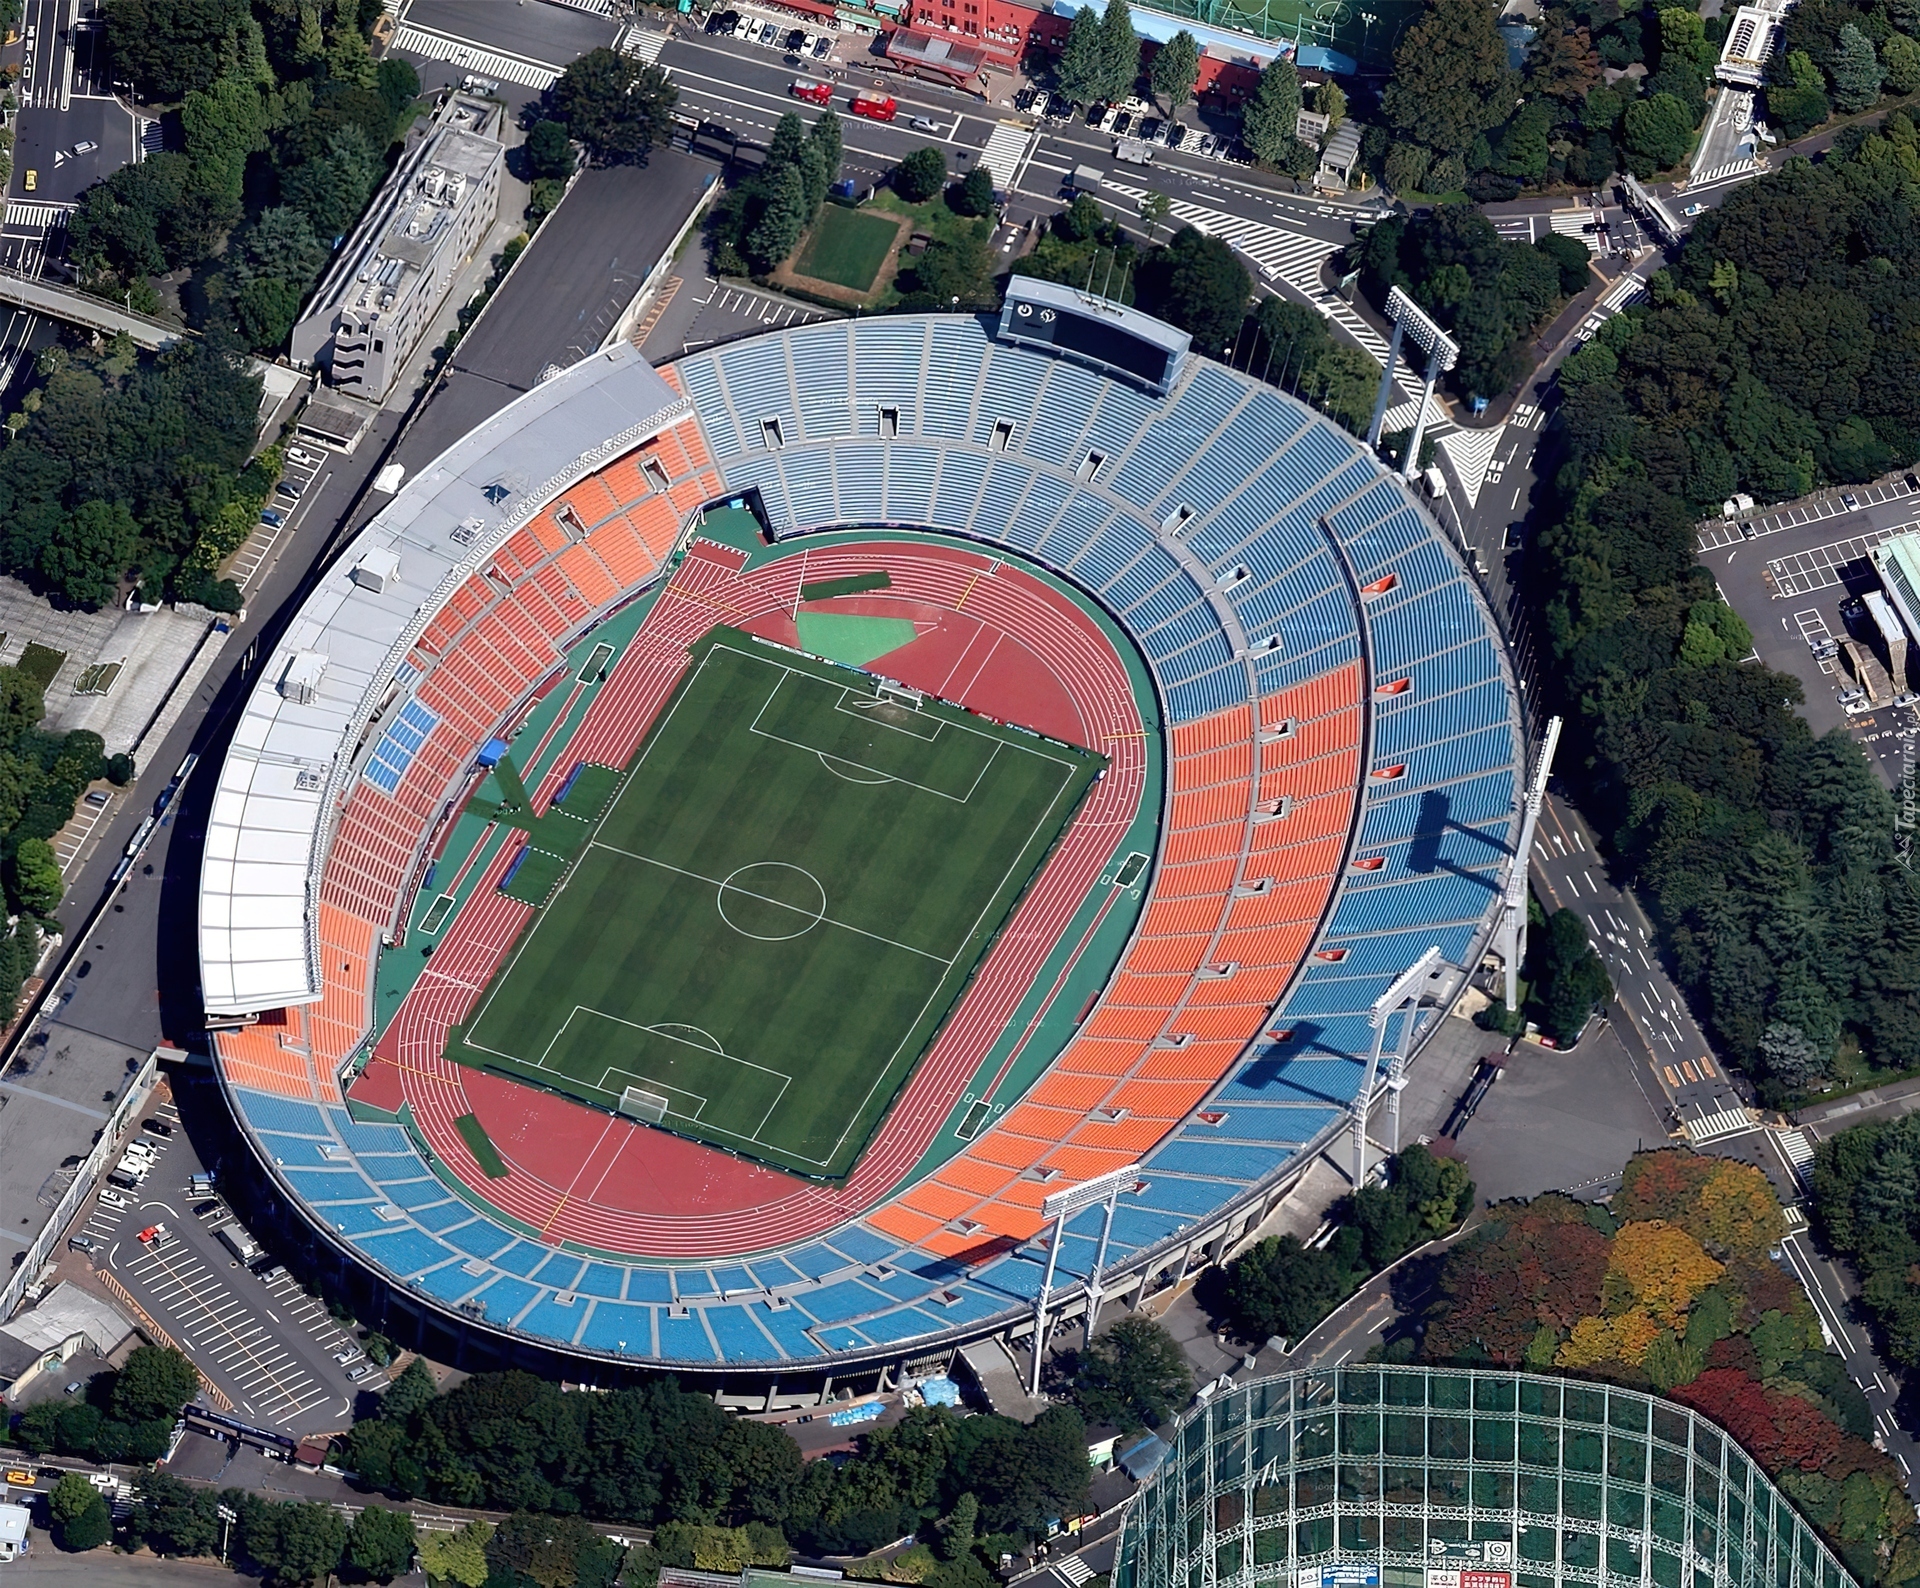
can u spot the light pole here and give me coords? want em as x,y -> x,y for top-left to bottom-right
1359,10 -> 1377,59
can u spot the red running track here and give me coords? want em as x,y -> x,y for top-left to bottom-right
351,538 -> 1148,1258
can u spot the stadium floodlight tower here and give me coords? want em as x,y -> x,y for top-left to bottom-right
1351,944 -> 1448,1187
1365,286 -> 1460,480
1027,1161 -> 1141,1395
1498,713 -> 1564,1011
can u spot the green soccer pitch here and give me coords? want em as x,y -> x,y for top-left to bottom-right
451,630 -> 1105,1180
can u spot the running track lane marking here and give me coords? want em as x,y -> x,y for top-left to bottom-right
666,583 -> 752,619
978,882 -> 1129,1106
952,559 -> 1000,611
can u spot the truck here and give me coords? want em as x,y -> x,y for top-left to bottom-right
1421,466 -> 1447,499
790,78 -> 832,104
1113,137 -> 1153,164
217,1222 -> 263,1267
1069,163 -> 1104,192
849,91 -> 897,121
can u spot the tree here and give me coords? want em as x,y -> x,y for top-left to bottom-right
280,126 -> 378,239
806,111 -> 843,189
894,146 -> 948,202
239,1498 -> 348,1588
937,1494 -> 978,1562
347,1505 -> 417,1582
1767,50 -> 1831,137
1146,226 -> 1251,354
1536,230 -> 1592,293
1149,30 -> 1201,113
131,1470 -> 220,1556
48,1472 -> 111,1551
526,119 -> 575,182
746,163 -> 808,271
1528,907 -> 1612,1043
1068,1316 -> 1192,1430
949,164 -> 996,217
111,1345 -> 201,1423
1529,20 -> 1601,101
10,836 -> 63,917
1383,0 -> 1520,157
547,49 -> 677,165
486,1511 -> 610,1588
1099,0 -> 1142,102
1138,188 -> 1170,244
1619,91 -> 1694,173
1216,1233 -> 1356,1341
1241,58 -> 1311,170
1383,141 -> 1432,193
103,0 -> 250,99
417,1521 -> 493,1588
1315,80 -> 1347,132
1604,1219 -> 1725,1328
1828,24 -> 1885,109
1883,31 -> 1920,94
1055,7 -> 1108,104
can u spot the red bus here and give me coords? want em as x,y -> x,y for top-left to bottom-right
849,91 -> 898,121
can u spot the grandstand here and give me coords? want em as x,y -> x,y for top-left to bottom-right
199,289 -> 1524,1392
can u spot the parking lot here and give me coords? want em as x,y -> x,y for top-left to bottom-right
222,443 -> 335,597
1700,472 -> 1920,788
75,1095 -> 377,1434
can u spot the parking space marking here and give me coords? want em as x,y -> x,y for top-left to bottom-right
115,1238 -> 333,1424
1794,609 -> 1838,674
1766,524 -> 1908,597
1700,478 -> 1919,550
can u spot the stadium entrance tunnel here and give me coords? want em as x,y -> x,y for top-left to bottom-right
1115,1366 -> 1856,1588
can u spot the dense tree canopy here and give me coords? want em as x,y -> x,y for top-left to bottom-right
1352,204 -> 1572,397
1530,113 -> 1920,1107
1810,1112 -> 1920,1371
1210,1146 -> 1473,1343
341,1369 -> 1089,1559
1062,1316 -> 1192,1431
1382,0 -> 1519,158
546,48 -> 677,165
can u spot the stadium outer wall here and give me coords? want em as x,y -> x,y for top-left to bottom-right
1116,1365 -> 1857,1588
200,306 -> 1526,1403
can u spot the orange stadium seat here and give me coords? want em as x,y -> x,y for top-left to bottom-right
1125,933 -> 1214,975
1176,740 -> 1255,790
1164,823 -> 1241,865
563,474 -> 619,528
600,455 -> 649,506
867,1203 -> 945,1245
1157,857 -> 1241,899
557,543 -> 619,607
1026,1070 -> 1127,1110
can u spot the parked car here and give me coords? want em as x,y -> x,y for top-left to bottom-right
347,1363 -> 378,1382
785,26 -> 806,48
141,1117 -> 173,1137
260,508 -> 284,527
333,1346 -> 363,1366
1842,492 -> 1860,509
68,1236 -> 97,1254
1167,122 -> 1188,148
275,479 -> 302,500
705,8 -> 738,31
137,1223 -> 170,1246
1112,111 -> 1132,137
758,21 -> 779,44
811,33 -> 831,56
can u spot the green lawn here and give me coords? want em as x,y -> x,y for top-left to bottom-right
792,204 -> 900,292
451,629 -> 1103,1179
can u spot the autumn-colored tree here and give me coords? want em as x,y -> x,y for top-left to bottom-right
1670,1368 -> 1845,1471
1614,1147 -> 1718,1225
1425,1196 -> 1610,1364
1555,1309 -> 1666,1368
1603,1220 -> 1724,1329
1694,1160 -> 1786,1256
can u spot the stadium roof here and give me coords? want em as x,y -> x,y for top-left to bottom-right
198,345 -> 686,1015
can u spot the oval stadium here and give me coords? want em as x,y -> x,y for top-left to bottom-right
197,282 -> 1526,1397
1114,1364 -> 1857,1588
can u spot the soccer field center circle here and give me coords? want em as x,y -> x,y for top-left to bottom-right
198,295 -> 1526,1380
715,862 -> 830,941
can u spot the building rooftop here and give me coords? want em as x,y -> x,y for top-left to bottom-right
197,344 -> 688,1014
0,1281 -> 138,1358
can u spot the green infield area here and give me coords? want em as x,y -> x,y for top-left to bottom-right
451,629 -> 1104,1179
792,205 -> 899,292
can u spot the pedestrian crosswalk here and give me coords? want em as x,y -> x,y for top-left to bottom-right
1691,157 -> 1759,188
1685,1103 -> 1755,1145
551,0 -> 616,12
1778,1127 -> 1816,1183
391,23 -> 562,88
1100,182 -> 1438,433
620,25 -> 669,63
1549,207 -> 1603,258
4,200 -> 73,228
1053,1554 -> 1094,1588
979,122 -> 1032,189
